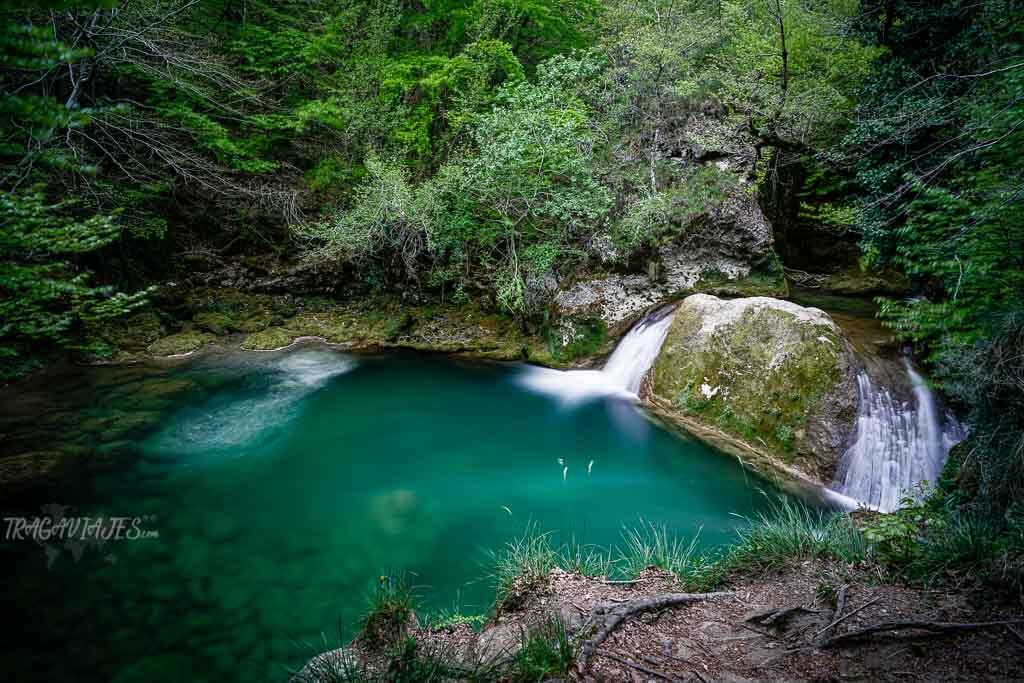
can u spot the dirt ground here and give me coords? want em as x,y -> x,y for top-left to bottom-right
415,560 -> 1024,682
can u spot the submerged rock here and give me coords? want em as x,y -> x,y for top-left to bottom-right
650,294 -> 858,481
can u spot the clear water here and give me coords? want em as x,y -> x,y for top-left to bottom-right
1,344 -> 788,683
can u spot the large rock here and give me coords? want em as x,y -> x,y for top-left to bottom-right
649,294 -> 858,482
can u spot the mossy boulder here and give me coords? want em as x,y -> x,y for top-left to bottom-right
147,330 -> 216,356
650,294 -> 858,481
240,327 -> 300,351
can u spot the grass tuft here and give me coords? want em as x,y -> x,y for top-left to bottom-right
359,573 -> 417,649
617,519 -> 714,584
508,618 -> 576,682
725,496 -> 868,573
489,522 -> 558,612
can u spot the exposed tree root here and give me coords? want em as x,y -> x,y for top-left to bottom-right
812,584 -> 849,647
819,618 -> 1024,649
578,591 -> 733,673
597,651 -> 677,681
746,604 -> 816,627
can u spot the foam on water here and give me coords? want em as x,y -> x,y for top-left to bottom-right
516,307 -> 676,405
146,348 -> 356,457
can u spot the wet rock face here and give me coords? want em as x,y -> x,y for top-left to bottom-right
650,294 -> 859,481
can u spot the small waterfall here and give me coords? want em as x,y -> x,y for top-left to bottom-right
516,307 -> 676,403
833,360 -> 964,512
602,309 -> 677,394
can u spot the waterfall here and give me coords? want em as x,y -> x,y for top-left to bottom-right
833,360 -> 964,512
601,308 -> 677,394
516,307 -> 676,403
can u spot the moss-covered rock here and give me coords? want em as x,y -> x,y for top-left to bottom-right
820,267 -> 908,297
240,327 -> 301,351
147,330 -> 216,356
192,311 -> 233,335
650,294 -> 858,481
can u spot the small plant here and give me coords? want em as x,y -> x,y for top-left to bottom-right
289,626 -> 371,683
815,578 -> 838,605
426,593 -> 488,631
359,574 -> 417,649
489,523 -> 557,612
617,519 -> 713,585
558,538 -> 614,579
508,618 -> 576,682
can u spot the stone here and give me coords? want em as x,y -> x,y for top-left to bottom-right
474,621 -> 524,663
650,294 -> 859,481
241,327 -> 300,351
555,169 -> 785,332
147,330 -> 216,356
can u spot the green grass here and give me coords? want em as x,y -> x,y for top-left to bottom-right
509,618 -> 576,682
359,573 -> 417,649
311,497 -> 1024,681
617,519 -> 712,581
488,499 -> 868,600
488,522 -> 559,612
557,535 -> 615,579
724,496 -> 868,571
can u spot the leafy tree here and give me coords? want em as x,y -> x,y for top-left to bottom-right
0,191 -> 149,375
847,0 -> 1024,513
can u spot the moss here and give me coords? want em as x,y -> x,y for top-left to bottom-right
89,310 -> 166,353
692,252 -> 788,298
544,316 -> 607,362
652,300 -> 843,468
147,330 -> 216,356
192,311 -> 233,335
240,327 -> 299,350
821,267 -> 908,296
139,287 -> 572,366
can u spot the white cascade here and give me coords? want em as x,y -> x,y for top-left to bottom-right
516,308 -> 676,403
601,309 -> 677,394
833,360 -> 964,512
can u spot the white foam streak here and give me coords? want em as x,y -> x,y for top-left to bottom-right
147,349 -> 355,456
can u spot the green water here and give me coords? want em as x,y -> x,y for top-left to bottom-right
1,345 -> 787,682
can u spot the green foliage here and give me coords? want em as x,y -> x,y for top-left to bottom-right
614,167 -> 739,253
359,573 -> 417,648
848,0 -> 1024,517
0,191 -> 149,374
509,618 -> 576,682
863,496 -> 1024,594
304,51 -> 612,314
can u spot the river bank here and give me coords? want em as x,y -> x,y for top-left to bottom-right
295,504 -> 1024,682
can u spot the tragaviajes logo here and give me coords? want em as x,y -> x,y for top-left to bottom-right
4,503 -> 159,569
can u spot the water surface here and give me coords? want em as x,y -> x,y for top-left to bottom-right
1,345 -> 786,682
